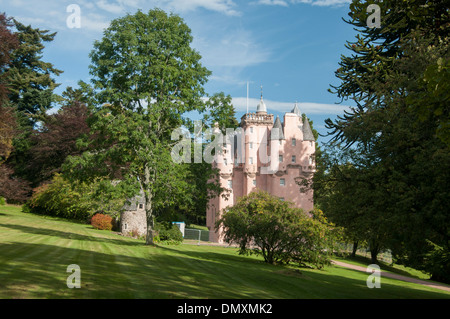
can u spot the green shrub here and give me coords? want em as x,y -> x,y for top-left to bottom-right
0,197 -> 5,205
25,175 -> 92,221
422,240 -> 450,284
217,190 -> 339,269
24,174 -> 128,222
154,222 -> 183,244
91,213 -> 114,231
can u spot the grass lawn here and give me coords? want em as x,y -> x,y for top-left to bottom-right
1,204 -> 449,299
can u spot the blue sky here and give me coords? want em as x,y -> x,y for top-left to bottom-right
1,0 -> 357,144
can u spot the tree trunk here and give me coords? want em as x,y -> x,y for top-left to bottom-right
369,241 -> 379,264
351,241 -> 358,257
143,166 -> 155,246
145,197 -> 154,245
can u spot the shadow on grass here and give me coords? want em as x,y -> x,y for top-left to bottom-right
1,240 -> 449,299
0,222 -> 143,247
1,219 -> 449,299
337,254 -> 429,281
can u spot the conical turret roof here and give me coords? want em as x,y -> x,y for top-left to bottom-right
291,103 -> 301,116
271,116 -> 284,140
302,117 -> 315,141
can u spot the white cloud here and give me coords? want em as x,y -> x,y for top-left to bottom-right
81,12 -> 111,32
164,0 -> 241,16
306,0 -> 351,6
232,97 -> 351,114
255,0 -> 351,7
194,29 -> 271,68
96,0 -> 125,14
254,0 -> 289,6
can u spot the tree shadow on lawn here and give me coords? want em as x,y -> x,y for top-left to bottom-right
0,241 -> 292,299
0,222 -> 142,247
0,241 -> 448,299
156,246 -> 450,299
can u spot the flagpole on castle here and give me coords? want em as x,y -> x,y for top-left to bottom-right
246,81 -> 249,114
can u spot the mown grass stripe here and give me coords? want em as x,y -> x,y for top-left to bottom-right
1,205 -> 450,299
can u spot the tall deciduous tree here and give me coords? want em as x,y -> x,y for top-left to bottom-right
65,9 -> 211,245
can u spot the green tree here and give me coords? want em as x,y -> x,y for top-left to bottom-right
323,0 -> 450,279
310,143 -> 391,263
180,92 -> 238,225
2,18 -> 62,194
217,190 -> 339,268
0,13 -> 18,104
7,20 -> 62,124
64,9 -> 211,245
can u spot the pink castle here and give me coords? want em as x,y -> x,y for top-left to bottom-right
206,94 -> 316,243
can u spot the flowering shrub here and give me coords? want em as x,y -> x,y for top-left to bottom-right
91,213 -> 114,231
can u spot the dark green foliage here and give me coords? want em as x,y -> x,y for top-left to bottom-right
154,221 -> 183,245
7,19 -> 62,125
24,174 -> 129,222
321,0 -> 450,281
2,17 -> 63,200
217,190 -> 340,269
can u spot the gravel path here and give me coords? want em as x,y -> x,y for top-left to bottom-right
331,260 -> 450,293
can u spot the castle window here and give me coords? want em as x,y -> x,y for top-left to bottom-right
310,141 -> 313,147
280,178 -> 285,186
139,204 -> 143,209
250,127 -> 254,133
249,142 -> 253,149
249,157 -> 253,164
253,179 -> 256,186
228,180 -> 233,189
291,155 -> 296,163
279,155 -> 283,162
309,156 -> 314,165
124,223 -> 128,230
279,197 -> 284,201
292,138 -> 296,146
224,158 -> 227,166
